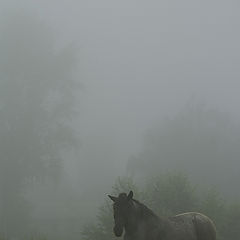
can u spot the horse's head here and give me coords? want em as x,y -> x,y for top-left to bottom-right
108,191 -> 134,237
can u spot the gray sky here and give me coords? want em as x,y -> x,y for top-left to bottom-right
1,0 -> 240,186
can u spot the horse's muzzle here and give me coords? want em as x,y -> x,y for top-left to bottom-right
114,225 -> 123,237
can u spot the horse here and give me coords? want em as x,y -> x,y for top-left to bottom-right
108,191 -> 217,240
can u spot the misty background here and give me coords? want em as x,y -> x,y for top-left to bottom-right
0,0 -> 240,239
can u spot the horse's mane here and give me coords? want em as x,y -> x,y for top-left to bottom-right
132,199 -> 159,220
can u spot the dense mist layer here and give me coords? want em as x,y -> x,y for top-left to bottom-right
0,0 -> 240,239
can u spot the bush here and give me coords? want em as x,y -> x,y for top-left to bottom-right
147,172 -> 197,216
223,203 -> 240,240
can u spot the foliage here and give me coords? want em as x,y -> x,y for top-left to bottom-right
222,203 -> 240,240
111,176 -> 145,200
200,187 -> 226,232
147,172 -> 198,216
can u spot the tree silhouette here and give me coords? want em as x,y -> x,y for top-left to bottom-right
0,13 -> 80,237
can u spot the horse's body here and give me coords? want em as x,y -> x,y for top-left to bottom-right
167,212 -> 216,240
108,192 -> 217,240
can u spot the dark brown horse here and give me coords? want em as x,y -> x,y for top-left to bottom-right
108,191 -> 216,240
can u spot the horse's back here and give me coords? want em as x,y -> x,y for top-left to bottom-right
192,213 -> 216,240
168,212 -> 216,240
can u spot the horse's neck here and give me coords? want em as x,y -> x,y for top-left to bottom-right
124,201 -> 141,233
124,200 -> 163,235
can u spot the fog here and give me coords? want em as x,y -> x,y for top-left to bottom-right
0,0 -> 240,239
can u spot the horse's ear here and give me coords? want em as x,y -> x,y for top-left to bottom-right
108,195 -> 117,202
127,191 -> 133,200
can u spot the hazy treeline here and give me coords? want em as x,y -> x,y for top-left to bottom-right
127,103 -> 240,200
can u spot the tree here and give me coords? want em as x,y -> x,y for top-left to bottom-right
0,13 -> 80,237
147,172 -> 198,216
199,188 -> 226,240
127,103 -> 240,200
